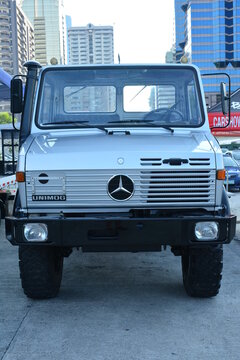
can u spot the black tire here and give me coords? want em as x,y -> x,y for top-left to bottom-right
182,245 -> 223,298
19,246 -> 63,299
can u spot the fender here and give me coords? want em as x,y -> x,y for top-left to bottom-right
221,186 -> 231,216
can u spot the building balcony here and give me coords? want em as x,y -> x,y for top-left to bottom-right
35,52 -> 47,57
0,19 -> 10,26
36,35 -> 46,40
0,1 -> 9,7
0,52 -> 11,58
37,39 -> 46,44
214,60 -> 229,69
1,55 -> 11,62
0,12 -> 9,18
1,43 -> 10,48
0,29 -> 10,35
231,61 -> 240,68
0,38 -> 11,44
0,41 -> 10,46
34,26 -> 44,32
35,29 -> 46,34
1,59 -> 12,65
0,25 -> 10,32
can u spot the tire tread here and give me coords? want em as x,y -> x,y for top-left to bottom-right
19,246 -> 63,299
182,245 -> 223,298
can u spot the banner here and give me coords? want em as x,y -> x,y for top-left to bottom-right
208,112 -> 240,134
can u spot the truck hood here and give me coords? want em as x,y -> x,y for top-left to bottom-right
25,131 -> 215,171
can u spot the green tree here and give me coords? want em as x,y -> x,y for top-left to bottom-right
0,112 -> 12,124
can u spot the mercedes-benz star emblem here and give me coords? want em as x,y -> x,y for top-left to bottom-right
108,175 -> 134,201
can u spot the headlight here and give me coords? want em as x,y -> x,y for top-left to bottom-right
24,223 -> 48,242
195,222 -> 219,241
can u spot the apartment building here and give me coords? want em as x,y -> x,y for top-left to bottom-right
0,0 -> 34,75
68,23 -> 114,65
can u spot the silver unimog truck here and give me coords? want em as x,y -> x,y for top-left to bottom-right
6,62 -> 236,299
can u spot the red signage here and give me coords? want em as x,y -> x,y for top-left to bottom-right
208,112 -> 240,136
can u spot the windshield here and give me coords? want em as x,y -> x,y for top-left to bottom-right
37,67 -> 203,128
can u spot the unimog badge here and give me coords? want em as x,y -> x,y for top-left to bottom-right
32,195 -> 66,201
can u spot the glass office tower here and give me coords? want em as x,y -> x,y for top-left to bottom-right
175,0 -> 240,107
175,0 -> 186,62
21,0 -> 66,65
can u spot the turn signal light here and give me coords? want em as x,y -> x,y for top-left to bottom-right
217,170 -> 226,180
16,172 -> 25,182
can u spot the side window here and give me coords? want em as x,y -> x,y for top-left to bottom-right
187,82 -> 201,125
187,82 -> 200,124
39,84 -> 53,123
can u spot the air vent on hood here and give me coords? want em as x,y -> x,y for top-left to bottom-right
189,158 -> 210,166
140,158 -> 162,166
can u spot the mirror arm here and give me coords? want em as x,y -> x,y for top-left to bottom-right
202,72 -> 231,129
12,112 -> 18,131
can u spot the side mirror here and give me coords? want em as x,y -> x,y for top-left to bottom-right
220,82 -> 228,115
11,78 -> 23,114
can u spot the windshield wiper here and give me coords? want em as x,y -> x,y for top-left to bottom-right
107,120 -> 174,133
43,121 -> 89,125
42,121 -> 108,133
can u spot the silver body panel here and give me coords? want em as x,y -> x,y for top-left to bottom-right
20,130 -> 223,213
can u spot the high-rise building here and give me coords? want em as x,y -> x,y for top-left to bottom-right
175,0 -> 240,107
0,0 -> 34,75
65,15 -> 72,64
175,0 -> 186,62
68,23 -> 114,65
21,0 -> 67,65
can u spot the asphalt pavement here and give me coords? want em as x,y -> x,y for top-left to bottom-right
1,199 -> 240,360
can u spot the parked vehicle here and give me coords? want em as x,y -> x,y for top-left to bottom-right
0,175 -> 17,219
231,151 -> 240,165
6,61 -> 236,299
220,147 -> 230,154
223,154 -> 240,190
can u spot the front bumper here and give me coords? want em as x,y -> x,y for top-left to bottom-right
5,214 -> 236,251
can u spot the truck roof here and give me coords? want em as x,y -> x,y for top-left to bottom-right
40,63 -> 200,72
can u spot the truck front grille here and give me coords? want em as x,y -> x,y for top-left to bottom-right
26,169 -> 216,209
140,170 -> 215,203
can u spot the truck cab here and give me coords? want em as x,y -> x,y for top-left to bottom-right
6,62 -> 236,299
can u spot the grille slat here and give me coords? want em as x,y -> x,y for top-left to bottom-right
189,158 -> 210,166
141,158 -> 162,166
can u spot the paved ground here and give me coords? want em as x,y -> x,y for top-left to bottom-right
1,198 -> 240,360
